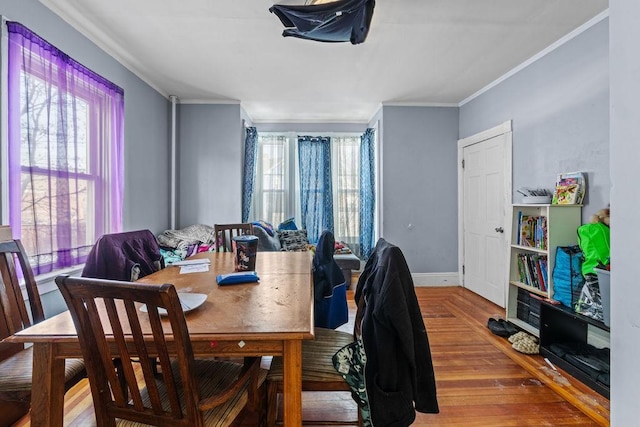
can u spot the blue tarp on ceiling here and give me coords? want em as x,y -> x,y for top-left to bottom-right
269,0 -> 375,45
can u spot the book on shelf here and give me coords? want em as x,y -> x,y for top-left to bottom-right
534,256 -> 546,292
519,215 -> 534,247
535,216 -> 547,250
517,255 -> 527,283
554,183 -> 580,205
516,211 -> 523,245
515,252 -> 548,292
525,255 -> 536,288
520,254 -> 533,287
552,172 -> 586,205
516,212 -> 547,250
540,257 -> 549,291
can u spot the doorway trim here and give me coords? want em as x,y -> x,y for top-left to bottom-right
457,120 -> 513,296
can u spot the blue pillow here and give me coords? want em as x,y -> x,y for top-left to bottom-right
251,220 -> 275,236
278,217 -> 298,231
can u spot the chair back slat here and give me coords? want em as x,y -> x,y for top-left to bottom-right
102,298 -> 138,408
56,276 -> 201,426
214,223 -> 253,252
0,233 -> 45,359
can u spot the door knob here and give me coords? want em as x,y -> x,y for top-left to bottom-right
495,227 -> 504,233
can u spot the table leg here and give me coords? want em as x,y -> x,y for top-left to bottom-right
282,339 -> 302,426
31,343 -> 66,427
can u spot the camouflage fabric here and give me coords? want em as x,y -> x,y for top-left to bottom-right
332,337 -> 371,426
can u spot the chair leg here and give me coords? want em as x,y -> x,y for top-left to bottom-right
266,380 -> 279,427
0,401 -> 30,427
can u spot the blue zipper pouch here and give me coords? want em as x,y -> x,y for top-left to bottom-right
216,271 -> 260,285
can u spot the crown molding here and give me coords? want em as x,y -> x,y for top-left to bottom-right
39,0 -> 169,98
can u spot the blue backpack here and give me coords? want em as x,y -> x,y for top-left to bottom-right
552,245 -> 584,308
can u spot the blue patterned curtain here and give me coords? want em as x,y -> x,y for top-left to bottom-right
359,128 -> 376,259
298,136 -> 333,244
242,127 -> 258,222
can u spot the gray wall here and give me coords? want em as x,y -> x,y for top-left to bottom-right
177,103 -> 243,227
0,0 -> 172,235
255,114 -> 460,275
460,18 -> 610,222
610,2 -> 638,423
380,106 -> 460,273
0,0 -> 171,314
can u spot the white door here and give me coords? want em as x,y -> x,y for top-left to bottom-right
458,122 -> 512,307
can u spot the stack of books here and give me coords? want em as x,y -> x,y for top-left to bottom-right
516,212 -> 548,250
552,172 -> 586,205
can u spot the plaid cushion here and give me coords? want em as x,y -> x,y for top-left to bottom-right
268,327 -> 354,382
117,360 -> 267,427
0,347 -> 85,393
278,229 -> 309,252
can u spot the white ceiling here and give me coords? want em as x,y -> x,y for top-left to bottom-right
40,0 -> 608,123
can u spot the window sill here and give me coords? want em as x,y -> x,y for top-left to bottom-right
22,265 -> 85,297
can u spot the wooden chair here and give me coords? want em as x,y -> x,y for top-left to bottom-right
214,223 -> 253,252
0,226 -> 85,427
266,327 -> 358,426
55,275 -> 266,427
266,231 -> 358,425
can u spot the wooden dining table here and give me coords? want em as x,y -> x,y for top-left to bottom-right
6,251 -> 314,426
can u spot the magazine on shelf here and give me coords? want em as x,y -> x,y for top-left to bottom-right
552,171 -> 586,205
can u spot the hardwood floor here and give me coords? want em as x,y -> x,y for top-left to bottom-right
13,286 -> 610,426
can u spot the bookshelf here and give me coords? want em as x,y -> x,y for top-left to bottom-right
506,204 -> 582,336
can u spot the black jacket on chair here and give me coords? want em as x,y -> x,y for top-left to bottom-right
313,230 -> 348,329
354,238 -> 439,425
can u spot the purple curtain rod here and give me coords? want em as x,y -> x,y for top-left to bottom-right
7,21 -> 124,95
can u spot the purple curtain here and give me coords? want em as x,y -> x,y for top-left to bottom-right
7,21 -> 124,274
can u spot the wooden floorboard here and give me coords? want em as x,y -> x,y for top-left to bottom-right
13,285 -> 610,426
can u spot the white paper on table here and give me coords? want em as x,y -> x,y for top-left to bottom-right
172,259 -> 211,266
180,264 -> 210,274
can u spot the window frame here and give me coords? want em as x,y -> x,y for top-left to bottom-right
1,20 -> 124,277
16,65 -> 101,267
251,131 -> 362,247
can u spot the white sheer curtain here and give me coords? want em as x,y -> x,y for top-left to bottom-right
332,136 -> 360,252
251,134 -> 295,226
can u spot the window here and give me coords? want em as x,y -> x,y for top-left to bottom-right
250,132 -> 362,250
5,22 -> 124,275
251,134 -> 294,227
332,136 -> 361,252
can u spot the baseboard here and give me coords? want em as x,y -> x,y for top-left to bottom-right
412,272 -> 459,287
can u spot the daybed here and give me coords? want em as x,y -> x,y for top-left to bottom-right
250,222 -> 361,288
